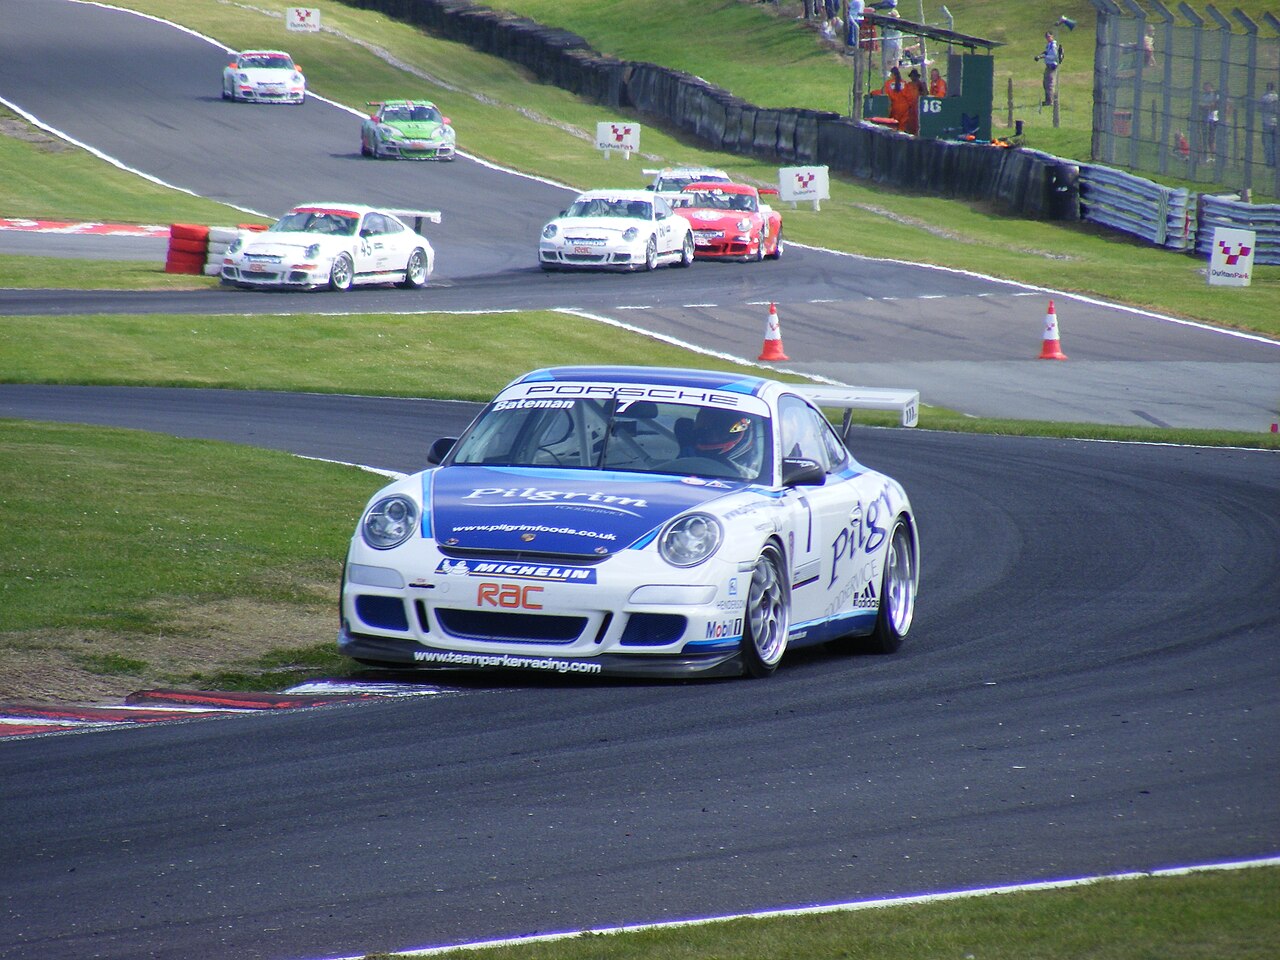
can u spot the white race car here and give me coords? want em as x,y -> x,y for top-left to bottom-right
220,203 -> 440,291
539,189 -> 694,271
221,50 -> 306,104
643,165 -> 732,203
339,366 -> 920,680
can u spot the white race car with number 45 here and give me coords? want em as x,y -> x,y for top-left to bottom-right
220,203 -> 440,291
539,190 -> 694,272
340,366 -> 921,680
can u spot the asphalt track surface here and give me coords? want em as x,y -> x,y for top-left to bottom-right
0,3 -> 1278,959
1,0 -> 1278,431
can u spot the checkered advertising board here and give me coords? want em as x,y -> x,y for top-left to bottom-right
1208,227 -> 1256,287
778,166 -> 830,204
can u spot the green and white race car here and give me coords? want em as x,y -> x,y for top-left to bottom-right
360,100 -> 457,160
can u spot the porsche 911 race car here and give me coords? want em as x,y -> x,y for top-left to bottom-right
360,100 -> 456,160
539,190 -> 694,272
221,50 -> 305,104
220,203 -> 439,291
339,366 -> 920,680
643,165 -> 731,203
672,182 -> 783,261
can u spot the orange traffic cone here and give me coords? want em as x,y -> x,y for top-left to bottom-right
1037,300 -> 1068,360
758,302 -> 790,361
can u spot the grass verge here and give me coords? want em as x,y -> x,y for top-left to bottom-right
363,864 -> 1280,959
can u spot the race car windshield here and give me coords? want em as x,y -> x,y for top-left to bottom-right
242,55 -> 292,69
272,211 -> 359,236
661,175 -> 729,191
565,198 -> 651,220
383,105 -> 442,123
449,397 -> 771,482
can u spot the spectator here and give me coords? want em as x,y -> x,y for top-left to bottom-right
1142,25 -> 1156,67
929,66 -> 947,97
1035,31 -> 1063,106
880,3 -> 902,75
1260,81 -> 1278,168
1198,81 -> 1220,161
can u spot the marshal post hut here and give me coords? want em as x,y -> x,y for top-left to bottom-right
856,10 -> 1001,142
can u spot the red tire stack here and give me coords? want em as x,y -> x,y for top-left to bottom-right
166,223 -> 209,274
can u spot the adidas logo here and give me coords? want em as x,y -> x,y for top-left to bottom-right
855,581 -> 878,609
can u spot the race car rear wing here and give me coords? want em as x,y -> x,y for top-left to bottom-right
794,383 -> 920,430
386,209 -> 443,234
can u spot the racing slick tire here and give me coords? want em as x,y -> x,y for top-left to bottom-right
642,236 -> 658,272
328,254 -> 354,292
867,516 -> 917,654
396,248 -> 429,289
675,233 -> 694,268
768,227 -> 784,260
741,543 -> 790,678
360,137 -> 372,157
753,231 -> 766,262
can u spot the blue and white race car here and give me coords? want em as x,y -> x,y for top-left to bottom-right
340,366 -> 920,679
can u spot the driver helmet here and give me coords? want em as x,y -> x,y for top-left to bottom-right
693,407 -> 756,461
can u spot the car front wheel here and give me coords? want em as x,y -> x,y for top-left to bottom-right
768,226 -> 784,260
675,232 -> 694,268
741,543 -> 790,677
397,248 -> 429,289
328,254 -> 354,292
643,236 -> 658,271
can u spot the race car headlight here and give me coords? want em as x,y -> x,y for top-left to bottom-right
658,513 -> 723,567
228,238 -> 242,255
361,495 -> 419,550
304,243 -> 321,258
737,218 -> 752,231
378,125 -> 400,139
542,224 -> 558,239
291,73 -> 303,83
622,227 -> 639,242
236,72 -> 249,82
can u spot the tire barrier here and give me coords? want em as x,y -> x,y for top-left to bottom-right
165,223 -> 208,274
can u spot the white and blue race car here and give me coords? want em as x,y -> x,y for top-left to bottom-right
340,366 -> 920,679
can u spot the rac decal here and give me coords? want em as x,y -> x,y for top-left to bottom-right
478,583 -> 544,610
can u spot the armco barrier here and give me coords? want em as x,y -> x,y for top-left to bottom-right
1196,194 -> 1280,266
1079,165 -> 1194,251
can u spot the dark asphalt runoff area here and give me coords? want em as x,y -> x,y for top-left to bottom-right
0,2 -> 1278,958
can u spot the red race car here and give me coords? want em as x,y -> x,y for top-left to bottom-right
672,182 -> 783,262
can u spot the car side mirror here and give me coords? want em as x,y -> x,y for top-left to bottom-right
782,457 -> 826,487
427,437 -> 457,465
644,184 -> 655,191
442,117 -> 451,125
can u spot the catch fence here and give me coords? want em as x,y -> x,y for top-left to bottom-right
1091,1 -> 1280,200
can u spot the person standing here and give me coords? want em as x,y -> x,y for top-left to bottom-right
880,3 -> 902,76
929,66 -> 947,97
882,66 -> 909,132
1198,81 -> 1221,162
1260,81 -> 1278,168
902,67 -> 924,135
1035,31 -> 1063,106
